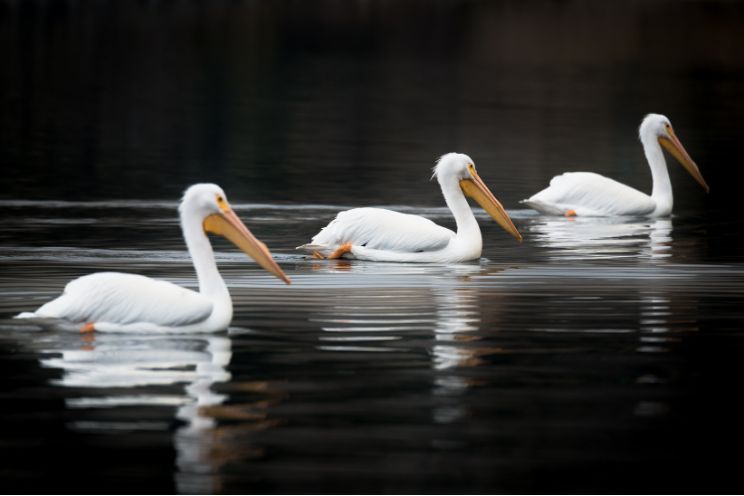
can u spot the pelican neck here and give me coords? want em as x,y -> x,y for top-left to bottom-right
439,176 -> 481,241
180,209 -> 229,298
641,133 -> 673,214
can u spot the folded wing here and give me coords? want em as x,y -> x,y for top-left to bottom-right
523,172 -> 656,216
302,207 -> 455,254
33,272 -> 213,326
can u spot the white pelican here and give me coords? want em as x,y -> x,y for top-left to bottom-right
521,114 -> 708,217
16,183 -> 290,333
298,153 -> 522,262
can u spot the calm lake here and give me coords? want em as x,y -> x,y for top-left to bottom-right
1,1 -> 743,493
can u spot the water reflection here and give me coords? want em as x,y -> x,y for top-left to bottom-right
309,261 -> 487,354
527,216 -> 673,261
307,262 -> 492,427
38,333 -> 234,494
634,292 -> 674,417
309,265 -> 434,353
431,287 -> 481,371
639,293 -> 672,337
172,336 -> 231,494
431,286 -> 481,426
647,219 -> 673,260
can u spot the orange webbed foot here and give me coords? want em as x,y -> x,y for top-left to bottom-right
564,209 -> 577,217
80,322 -> 96,333
328,242 -> 353,260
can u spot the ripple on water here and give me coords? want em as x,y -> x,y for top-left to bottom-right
1,204 -> 744,493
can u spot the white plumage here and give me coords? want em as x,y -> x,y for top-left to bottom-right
299,153 -> 521,263
525,172 -> 657,216
29,273 -> 214,332
310,207 -> 454,253
522,114 -> 708,217
17,183 -> 290,333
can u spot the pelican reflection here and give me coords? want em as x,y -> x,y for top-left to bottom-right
306,262 -> 495,427
431,286 -> 481,371
37,333 -> 235,493
528,216 -> 673,260
430,285 -> 482,425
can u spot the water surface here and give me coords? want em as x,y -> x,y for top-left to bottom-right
2,201 -> 743,493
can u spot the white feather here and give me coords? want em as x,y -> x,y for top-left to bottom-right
32,272 -> 213,328
522,172 -> 656,216
303,207 -> 454,255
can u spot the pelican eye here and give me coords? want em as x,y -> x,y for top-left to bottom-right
216,195 -> 229,212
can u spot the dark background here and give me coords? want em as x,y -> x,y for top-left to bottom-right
1,0 -> 743,211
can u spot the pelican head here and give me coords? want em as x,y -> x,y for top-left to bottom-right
640,114 -> 709,192
433,153 -> 522,241
180,183 -> 291,284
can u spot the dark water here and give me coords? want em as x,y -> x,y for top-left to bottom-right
2,1 -> 744,494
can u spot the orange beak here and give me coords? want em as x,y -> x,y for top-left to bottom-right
459,170 -> 522,242
659,127 -> 709,193
203,208 -> 291,284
